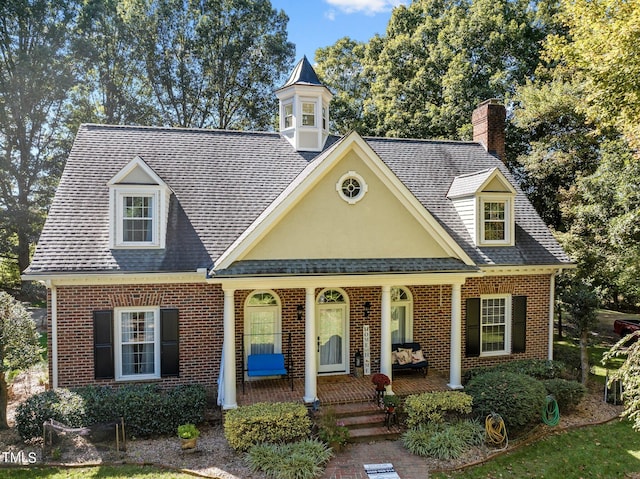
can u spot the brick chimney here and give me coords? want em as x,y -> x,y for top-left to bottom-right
472,99 -> 506,161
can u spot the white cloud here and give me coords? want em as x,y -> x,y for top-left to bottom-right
324,0 -> 407,16
324,9 -> 336,21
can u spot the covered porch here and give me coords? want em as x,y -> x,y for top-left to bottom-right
237,371 -> 451,406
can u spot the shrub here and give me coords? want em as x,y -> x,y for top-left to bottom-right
316,408 -> 349,447
15,383 -> 207,440
465,371 -> 547,436
463,359 -> 567,384
402,419 -> 484,460
246,439 -> 333,479
16,389 -> 87,440
542,378 -> 587,413
224,402 -> 311,451
404,391 -> 473,428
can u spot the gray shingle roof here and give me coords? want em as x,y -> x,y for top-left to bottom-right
26,125 -> 571,276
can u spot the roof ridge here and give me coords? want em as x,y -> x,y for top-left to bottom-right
81,123 -> 282,137
363,136 -> 480,146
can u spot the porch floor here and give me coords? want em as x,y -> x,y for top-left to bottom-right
237,370 -> 451,406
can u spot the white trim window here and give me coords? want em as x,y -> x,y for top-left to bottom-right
391,286 -> 413,344
480,295 -> 511,356
302,102 -> 316,126
245,291 -> 282,356
336,171 -> 368,204
283,102 -> 293,129
480,197 -> 512,245
115,307 -> 160,380
112,187 -> 164,248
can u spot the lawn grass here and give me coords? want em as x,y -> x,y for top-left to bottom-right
1,464 -> 199,478
432,420 -> 640,478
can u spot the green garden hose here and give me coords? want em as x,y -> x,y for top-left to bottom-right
542,395 -> 560,426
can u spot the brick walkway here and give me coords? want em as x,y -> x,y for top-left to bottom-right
322,440 -> 431,479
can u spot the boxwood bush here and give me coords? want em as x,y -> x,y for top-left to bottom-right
542,378 -> 587,413
463,359 -> 567,384
224,402 -> 311,451
15,383 -> 207,440
465,371 -> 547,436
404,391 -> 473,428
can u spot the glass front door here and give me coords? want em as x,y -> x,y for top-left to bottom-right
317,304 -> 347,373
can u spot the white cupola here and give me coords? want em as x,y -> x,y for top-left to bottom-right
275,56 -> 333,152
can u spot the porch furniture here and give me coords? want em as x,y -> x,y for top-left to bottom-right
392,342 -> 428,377
242,332 -> 293,393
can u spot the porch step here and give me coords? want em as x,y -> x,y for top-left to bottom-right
316,400 -> 403,443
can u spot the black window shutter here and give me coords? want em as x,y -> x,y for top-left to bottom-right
465,298 -> 481,357
161,309 -> 179,377
93,310 -> 114,379
512,296 -> 527,353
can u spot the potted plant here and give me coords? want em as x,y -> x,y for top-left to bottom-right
382,394 -> 400,412
371,373 -> 391,391
177,423 -> 200,450
318,409 -> 350,452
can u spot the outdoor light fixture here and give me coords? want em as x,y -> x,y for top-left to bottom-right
364,301 -> 371,318
296,304 -> 304,321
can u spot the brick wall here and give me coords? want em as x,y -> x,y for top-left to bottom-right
49,273 -> 551,390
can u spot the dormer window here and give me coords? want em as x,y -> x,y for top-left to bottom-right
322,106 -> 327,130
302,102 -> 316,126
447,168 -> 516,247
108,156 -> 171,249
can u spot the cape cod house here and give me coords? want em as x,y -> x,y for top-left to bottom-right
24,58 -> 572,409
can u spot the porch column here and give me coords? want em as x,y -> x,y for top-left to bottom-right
304,287 -> 317,403
223,287 -> 238,409
380,285 -> 392,379
448,283 -> 463,389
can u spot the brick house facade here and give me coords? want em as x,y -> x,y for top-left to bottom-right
27,58 -> 571,409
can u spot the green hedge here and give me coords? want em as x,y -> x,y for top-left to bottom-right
224,402 -> 311,451
465,371 -> 547,436
16,383 -> 207,440
542,378 -> 587,413
463,359 -> 567,384
404,391 -> 473,429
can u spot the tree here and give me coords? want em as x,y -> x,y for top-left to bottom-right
545,0 -> 640,154
0,0 -> 77,280
362,0 -> 551,140
69,0 -> 159,126
0,291 -> 41,429
314,37 -> 372,135
123,0 -> 295,129
604,328 -> 640,431
559,277 -> 599,385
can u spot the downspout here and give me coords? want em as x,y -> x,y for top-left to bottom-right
49,282 -> 59,389
548,270 -> 561,361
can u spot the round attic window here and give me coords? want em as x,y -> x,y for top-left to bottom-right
336,171 -> 368,204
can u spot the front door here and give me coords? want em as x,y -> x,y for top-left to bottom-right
317,289 -> 348,374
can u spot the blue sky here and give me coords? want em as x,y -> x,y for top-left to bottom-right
270,0 -> 406,62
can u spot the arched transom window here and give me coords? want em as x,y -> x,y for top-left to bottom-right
391,286 -> 413,344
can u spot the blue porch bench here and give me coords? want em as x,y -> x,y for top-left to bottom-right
243,353 -> 293,393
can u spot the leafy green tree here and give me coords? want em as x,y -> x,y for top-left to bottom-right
314,37 -> 372,135
545,0 -> 640,154
0,0 -> 77,280
69,0 -> 159,126
123,0 -> 295,129
604,329 -> 640,431
0,291 -> 41,429
363,0 -> 551,140
559,277 -> 599,385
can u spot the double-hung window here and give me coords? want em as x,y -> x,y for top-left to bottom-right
302,102 -> 316,126
115,307 -> 160,380
480,197 -> 512,245
283,103 -> 293,129
480,295 -> 511,356
123,195 -> 154,243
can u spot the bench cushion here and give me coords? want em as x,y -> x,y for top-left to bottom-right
247,354 -> 287,376
392,342 -> 428,371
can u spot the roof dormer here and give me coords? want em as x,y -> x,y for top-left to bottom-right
107,156 -> 172,249
275,56 -> 333,152
447,168 -> 517,247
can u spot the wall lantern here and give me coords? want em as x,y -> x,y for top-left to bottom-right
354,350 -> 363,368
296,304 -> 304,321
363,301 -> 371,318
